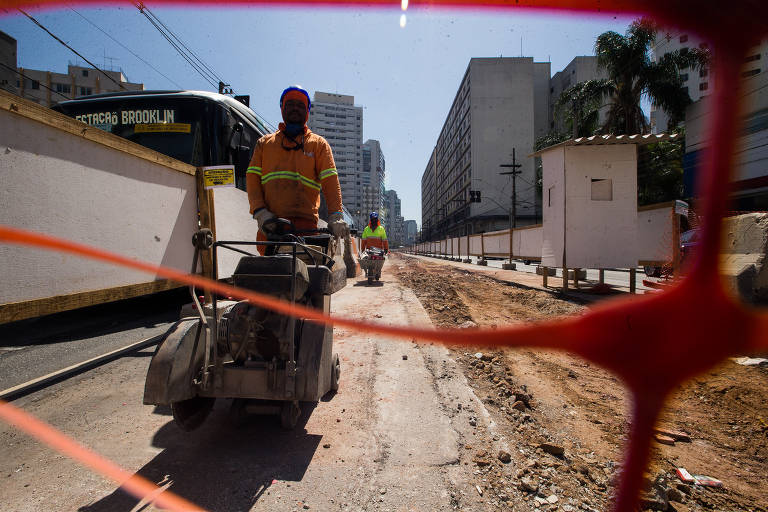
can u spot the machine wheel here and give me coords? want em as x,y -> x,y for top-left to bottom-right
375,274 -> 381,281
280,400 -> 301,430
330,353 -> 341,392
367,276 -> 373,285
171,396 -> 215,432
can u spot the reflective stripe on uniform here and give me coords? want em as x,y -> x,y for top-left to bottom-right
319,168 -> 338,180
260,171 -> 321,191
246,166 -> 262,175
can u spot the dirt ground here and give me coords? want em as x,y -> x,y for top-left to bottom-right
392,254 -> 768,512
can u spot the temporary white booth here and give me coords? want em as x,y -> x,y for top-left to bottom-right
533,134 -> 679,271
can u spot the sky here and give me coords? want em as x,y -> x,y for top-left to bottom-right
0,4 -> 638,224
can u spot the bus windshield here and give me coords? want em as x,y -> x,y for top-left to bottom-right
54,96 -> 211,167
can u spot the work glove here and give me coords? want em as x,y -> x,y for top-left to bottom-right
253,208 -> 277,233
328,212 -> 348,238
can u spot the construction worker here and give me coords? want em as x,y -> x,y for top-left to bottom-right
360,212 -> 389,253
247,85 -> 347,247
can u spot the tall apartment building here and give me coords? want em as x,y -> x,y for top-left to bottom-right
362,139 -> 386,223
549,56 -> 609,136
404,219 -> 418,245
308,92 -> 365,227
421,57 -> 551,239
0,31 -> 17,95
16,64 -> 143,107
650,31 -> 768,133
384,189 -> 405,246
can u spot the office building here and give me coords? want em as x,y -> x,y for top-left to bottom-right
384,189 -> 405,246
16,64 -> 143,107
421,57 -> 551,239
308,92 -> 365,227
362,139 -> 386,223
0,31 -> 17,95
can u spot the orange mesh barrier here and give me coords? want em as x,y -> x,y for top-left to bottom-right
2,2 -> 768,512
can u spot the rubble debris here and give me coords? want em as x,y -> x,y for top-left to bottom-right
654,427 -> 691,442
476,485 -> 484,496
539,443 -> 565,456
654,434 -> 676,445
519,477 -> 538,493
402,354 -> 408,360
675,468 -> 695,484
497,450 -> 512,463
693,475 -> 723,488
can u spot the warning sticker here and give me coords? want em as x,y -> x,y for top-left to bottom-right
203,166 -> 235,190
135,123 -> 191,133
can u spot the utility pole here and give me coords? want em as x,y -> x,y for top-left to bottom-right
500,148 -> 522,229
500,148 -> 522,269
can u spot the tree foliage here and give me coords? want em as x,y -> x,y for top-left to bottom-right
594,18 -> 708,134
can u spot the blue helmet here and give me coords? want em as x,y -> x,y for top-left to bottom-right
370,212 -> 379,220
280,85 -> 311,112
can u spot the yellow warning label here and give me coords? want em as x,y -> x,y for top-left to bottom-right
135,123 -> 191,133
203,166 -> 235,190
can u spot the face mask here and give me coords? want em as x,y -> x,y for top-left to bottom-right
284,123 -> 304,137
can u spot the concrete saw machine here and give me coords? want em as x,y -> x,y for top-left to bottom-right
143,221 -> 347,430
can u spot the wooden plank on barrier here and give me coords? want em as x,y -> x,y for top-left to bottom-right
0,279 -> 183,324
196,168 -> 214,302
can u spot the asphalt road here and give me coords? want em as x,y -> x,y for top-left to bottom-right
0,289 -> 187,392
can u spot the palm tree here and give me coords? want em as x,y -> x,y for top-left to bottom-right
554,79 -> 614,138
593,18 -> 708,134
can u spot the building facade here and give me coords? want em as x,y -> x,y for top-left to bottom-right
308,92 -> 366,228
650,31 -> 767,133
0,31 -> 17,96
421,57 -> 551,239
549,56 -> 609,136
404,219 -> 418,245
16,64 -> 143,107
361,139 -> 386,223
383,189 -> 405,246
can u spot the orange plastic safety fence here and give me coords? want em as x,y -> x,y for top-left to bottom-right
2,2 -> 768,512
0,399 -> 208,512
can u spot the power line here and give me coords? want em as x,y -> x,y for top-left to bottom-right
134,2 -> 228,92
68,7 -> 183,89
18,9 -> 125,90
0,61 -> 71,101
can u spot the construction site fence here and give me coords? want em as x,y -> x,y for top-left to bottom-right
408,202 -> 675,266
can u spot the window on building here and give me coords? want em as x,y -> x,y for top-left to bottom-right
82,69 -> 88,77
742,69 -> 761,78
55,83 -> 71,93
700,68 -> 708,78
31,80 -> 39,90
680,34 -> 688,43
680,73 -> 689,82
591,179 -> 613,201
80,87 -> 93,95
744,54 -> 761,63
699,82 -> 709,91
547,186 -> 554,207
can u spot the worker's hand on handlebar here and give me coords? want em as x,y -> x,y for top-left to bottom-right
253,208 -> 276,231
328,212 -> 348,238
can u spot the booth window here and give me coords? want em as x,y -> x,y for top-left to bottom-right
591,178 -> 613,201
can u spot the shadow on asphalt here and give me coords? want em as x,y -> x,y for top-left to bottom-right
78,400 -> 322,512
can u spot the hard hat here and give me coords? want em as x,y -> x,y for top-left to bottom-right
370,212 -> 379,220
280,85 -> 311,112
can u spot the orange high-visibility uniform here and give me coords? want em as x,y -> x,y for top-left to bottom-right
361,223 -> 389,252
246,124 -> 343,227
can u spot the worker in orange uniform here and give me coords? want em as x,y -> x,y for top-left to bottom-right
247,85 -> 347,247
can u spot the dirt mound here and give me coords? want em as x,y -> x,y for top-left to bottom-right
393,255 -> 768,511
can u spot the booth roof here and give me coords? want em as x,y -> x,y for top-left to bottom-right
529,133 -> 680,157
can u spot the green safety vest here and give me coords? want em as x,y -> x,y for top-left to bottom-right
362,224 -> 388,240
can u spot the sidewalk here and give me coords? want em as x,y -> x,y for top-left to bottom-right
400,253 -> 650,300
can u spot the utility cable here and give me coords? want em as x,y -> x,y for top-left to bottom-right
134,2 -> 227,92
138,4 -> 223,86
136,7 -> 218,89
0,62 -> 71,101
68,7 -> 183,89
18,8 -> 125,90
